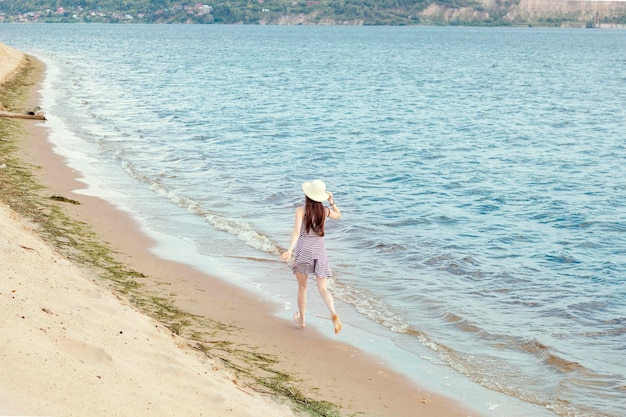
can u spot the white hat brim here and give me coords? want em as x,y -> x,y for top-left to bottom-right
302,180 -> 329,202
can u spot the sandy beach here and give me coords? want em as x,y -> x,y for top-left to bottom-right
0,41 -> 480,417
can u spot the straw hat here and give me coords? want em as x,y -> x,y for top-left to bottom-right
302,179 -> 329,202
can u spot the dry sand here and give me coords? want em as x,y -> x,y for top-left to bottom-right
0,41 -> 481,417
0,203 -> 297,417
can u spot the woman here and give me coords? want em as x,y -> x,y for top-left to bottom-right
280,179 -> 342,334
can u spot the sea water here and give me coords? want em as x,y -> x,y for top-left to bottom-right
1,24 -> 624,417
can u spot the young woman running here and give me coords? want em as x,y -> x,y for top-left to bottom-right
280,179 -> 342,334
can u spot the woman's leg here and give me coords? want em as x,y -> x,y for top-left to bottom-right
316,277 -> 336,315
294,272 -> 308,328
316,277 -> 342,334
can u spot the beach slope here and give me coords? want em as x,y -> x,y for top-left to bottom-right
0,205 -> 295,417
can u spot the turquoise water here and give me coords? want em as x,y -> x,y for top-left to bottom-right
2,24 -> 625,417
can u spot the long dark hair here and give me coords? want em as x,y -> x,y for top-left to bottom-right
304,196 -> 326,237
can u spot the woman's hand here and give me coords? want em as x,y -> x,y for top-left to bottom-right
326,191 -> 341,219
280,249 -> 292,261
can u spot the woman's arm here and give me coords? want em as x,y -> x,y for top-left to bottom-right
280,206 -> 304,260
327,192 -> 341,220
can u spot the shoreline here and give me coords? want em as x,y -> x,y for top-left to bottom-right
1,47 -> 480,416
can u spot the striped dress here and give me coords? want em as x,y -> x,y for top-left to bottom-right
292,211 -> 332,278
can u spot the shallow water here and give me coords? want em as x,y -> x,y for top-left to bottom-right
2,24 -> 625,417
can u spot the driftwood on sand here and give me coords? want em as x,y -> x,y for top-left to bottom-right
0,110 -> 46,120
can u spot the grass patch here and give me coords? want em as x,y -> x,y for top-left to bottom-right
0,57 -> 342,417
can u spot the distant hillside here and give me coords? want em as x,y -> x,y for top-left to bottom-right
0,0 -> 625,27
425,0 -> 626,27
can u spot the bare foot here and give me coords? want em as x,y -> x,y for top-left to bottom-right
331,313 -> 342,334
293,311 -> 305,329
